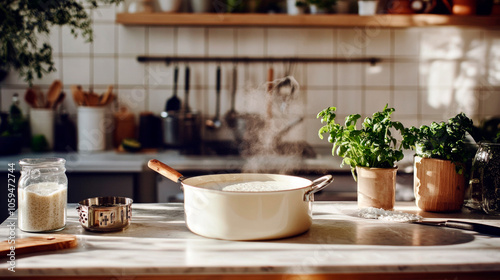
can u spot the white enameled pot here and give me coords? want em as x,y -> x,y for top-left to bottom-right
148,159 -> 334,241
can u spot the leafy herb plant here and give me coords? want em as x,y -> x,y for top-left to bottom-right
401,113 -> 474,174
0,0 -> 123,85
317,104 -> 405,179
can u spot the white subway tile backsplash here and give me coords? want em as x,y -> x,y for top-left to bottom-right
420,27 -> 483,61
92,24 -> 116,54
306,64 -> 335,87
306,90 -> 335,117
208,28 -> 235,56
236,28 -> 265,56
394,29 -> 420,57
420,87 -> 453,116
485,30 -> 500,87
365,29 -> 391,56
93,4 -> 116,22
299,29 -> 335,57
393,89 -> 418,116
394,62 -> 419,87
117,26 -> 146,54
365,62 -> 391,87
148,27 -> 175,55
337,63 -> 363,87
463,29 -> 485,61
337,28 -> 364,58
62,26 -> 91,54
117,57 -> 146,86
177,27 -> 206,56
336,90 -> 363,114
93,57 -> 116,86
306,116 -> 327,146
479,91 -> 500,119
147,63 -> 174,88
267,28 -> 304,57
148,89 -> 169,113
364,90 -> 392,114
62,56 -> 91,85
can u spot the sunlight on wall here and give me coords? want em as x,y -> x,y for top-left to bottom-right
421,28 -> 484,117
487,38 -> 500,86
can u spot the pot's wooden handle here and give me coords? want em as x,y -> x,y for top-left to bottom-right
148,159 -> 185,183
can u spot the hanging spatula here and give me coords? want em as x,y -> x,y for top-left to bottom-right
165,65 -> 181,112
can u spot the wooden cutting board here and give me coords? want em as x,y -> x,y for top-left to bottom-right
0,234 -> 78,256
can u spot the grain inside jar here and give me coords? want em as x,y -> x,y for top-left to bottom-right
18,182 -> 67,232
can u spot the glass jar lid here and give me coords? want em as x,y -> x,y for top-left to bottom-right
19,158 -> 66,167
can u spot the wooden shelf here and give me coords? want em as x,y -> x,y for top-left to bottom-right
116,13 -> 500,28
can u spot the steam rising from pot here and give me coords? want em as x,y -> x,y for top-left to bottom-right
238,75 -> 316,174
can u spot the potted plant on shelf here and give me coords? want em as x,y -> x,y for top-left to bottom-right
401,113 -> 474,212
288,0 -> 308,14
318,104 -> 405,210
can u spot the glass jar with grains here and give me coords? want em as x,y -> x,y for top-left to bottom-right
18,158 -> 68,232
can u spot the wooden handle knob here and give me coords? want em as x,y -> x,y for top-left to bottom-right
148,159 -> 184,183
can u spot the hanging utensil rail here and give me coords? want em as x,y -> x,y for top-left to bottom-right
137,56 -> 381,65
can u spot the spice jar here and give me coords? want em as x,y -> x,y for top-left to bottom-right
465,143 -> 500,215
18,158 -> 68,232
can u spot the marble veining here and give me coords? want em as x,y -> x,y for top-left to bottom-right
1,202 -> 499,277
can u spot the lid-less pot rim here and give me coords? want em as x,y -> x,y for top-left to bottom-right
181,173 -> 314,194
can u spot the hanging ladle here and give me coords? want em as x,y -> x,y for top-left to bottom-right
206,65 -> 222,129
224,65 -> 238,128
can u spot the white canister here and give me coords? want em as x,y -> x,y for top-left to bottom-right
77,106 -> 106,152
190,0 -> 212,13
30,108 -> 55,150
287,0 -> 299,15
358,0 -> 377,15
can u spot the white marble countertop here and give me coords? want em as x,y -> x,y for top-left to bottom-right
1,202 -> 499,279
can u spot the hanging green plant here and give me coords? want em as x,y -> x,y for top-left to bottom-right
0,0 -> 123,85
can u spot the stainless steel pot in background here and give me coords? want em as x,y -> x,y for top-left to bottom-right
161,111 -> 201,153
148,159 -> 334,241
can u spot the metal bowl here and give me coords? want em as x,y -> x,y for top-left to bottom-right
77,197 -> 133,232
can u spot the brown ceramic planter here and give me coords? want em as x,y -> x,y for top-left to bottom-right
356,166 -> 397,210
414,156 -> 466,212
452,0 -> 477,15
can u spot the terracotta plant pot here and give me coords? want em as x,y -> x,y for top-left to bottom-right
452,0 -> 477,15
356,166 -> 397,210
414,156 -> 466,212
